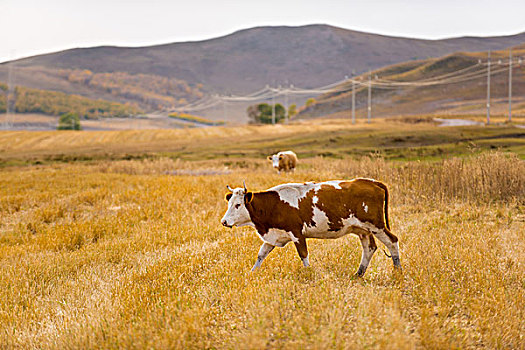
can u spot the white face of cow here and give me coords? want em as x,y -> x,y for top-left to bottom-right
270,154 -> 281,168
221,188 -> 253,228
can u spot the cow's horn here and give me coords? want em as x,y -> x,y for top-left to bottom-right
243,180 -> 247,192
226,185 -> 234,191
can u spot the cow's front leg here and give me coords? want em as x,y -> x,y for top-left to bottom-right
252,243 -> 275,271
294,236 -> 309,267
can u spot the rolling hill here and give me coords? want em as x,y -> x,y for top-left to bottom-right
297,47 -> 525,120
6,25 -> 525,92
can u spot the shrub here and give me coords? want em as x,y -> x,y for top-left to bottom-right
247,103 -> 285,124
57,113 -> 82,130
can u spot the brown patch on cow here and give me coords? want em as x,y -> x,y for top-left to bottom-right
244,192 -> 254,204
245,191 -> 310,237
313,179 -> 388,231
294,237 -> 308,259
278,153 -> 297,172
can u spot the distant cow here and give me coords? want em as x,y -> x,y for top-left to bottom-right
221,179 -> 401,276
268,151 -> 297,173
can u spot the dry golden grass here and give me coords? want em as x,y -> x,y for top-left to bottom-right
0,152 -> 523,348
1,118 -> 524,167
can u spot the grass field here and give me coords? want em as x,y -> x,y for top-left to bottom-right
0,119 -> 524,348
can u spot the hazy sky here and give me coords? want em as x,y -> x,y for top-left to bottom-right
1,0 -> 525,63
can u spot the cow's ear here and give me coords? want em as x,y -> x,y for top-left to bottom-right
267,156 -> 272,160
244,192 -> 254,203
225,193 -> 232,201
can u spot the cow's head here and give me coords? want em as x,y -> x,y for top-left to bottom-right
268,154 -> 282,169
221,182 -> 254,228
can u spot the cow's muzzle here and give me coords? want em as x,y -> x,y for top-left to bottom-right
221,220 -> 232,228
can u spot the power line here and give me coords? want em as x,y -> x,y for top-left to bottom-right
168,55 -> 520,119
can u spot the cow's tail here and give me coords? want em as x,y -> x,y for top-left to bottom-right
375,181 -> 390,231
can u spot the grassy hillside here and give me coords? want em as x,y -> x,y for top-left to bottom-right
0,85 -> 143,119
63,69 -> 204,109
299,48 -> 525,119
0,67 -> 204,112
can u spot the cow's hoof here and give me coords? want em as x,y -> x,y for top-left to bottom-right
301,257 -> 310,267
351,273 -> 364,280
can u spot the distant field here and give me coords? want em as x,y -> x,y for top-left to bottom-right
0,118 -> 524,167
1,113 -> 199,132
0,119 -> 524,347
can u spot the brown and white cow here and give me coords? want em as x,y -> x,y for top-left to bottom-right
221,179 -> 400,276
268,151 -> 297,173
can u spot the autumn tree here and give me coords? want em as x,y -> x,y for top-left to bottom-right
288,103 -> 297,120
247,103 -> 285,124
305,98 -> 316,107
57,112 -> 82,130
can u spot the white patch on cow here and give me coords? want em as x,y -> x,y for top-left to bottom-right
324,180 -> 343,189
344,215 -> 384,234
275,186 -> 302,208
313,180 -> 344,193
303,207 -> 347,239
260,228 -> 294,247
288,232 -> 299,243
269,180 -> 348,208
312,196 -> 318,204
280,151 -> 295,156
270,154 -> 280,168
221,187 -> 254,227
269,182 -> 316,208
362,202 -> 368,213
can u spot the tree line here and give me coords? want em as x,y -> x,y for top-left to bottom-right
0,85 -> 143,119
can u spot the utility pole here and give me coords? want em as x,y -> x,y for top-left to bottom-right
352,77 -> 356,124
271,86 -> 275,125
5,61 -> 14,130
284,84 -> 288,124
222,97 -> 226,121
508,49 -> 512,122
367,71 -> 371,124
486,51 -> 491,125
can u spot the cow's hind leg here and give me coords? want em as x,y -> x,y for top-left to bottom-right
356,233 -> 378,277
373,228 -> 401,268
252,243 -> 275,271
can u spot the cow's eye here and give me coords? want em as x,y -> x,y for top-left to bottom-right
235,204 -> 241,209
